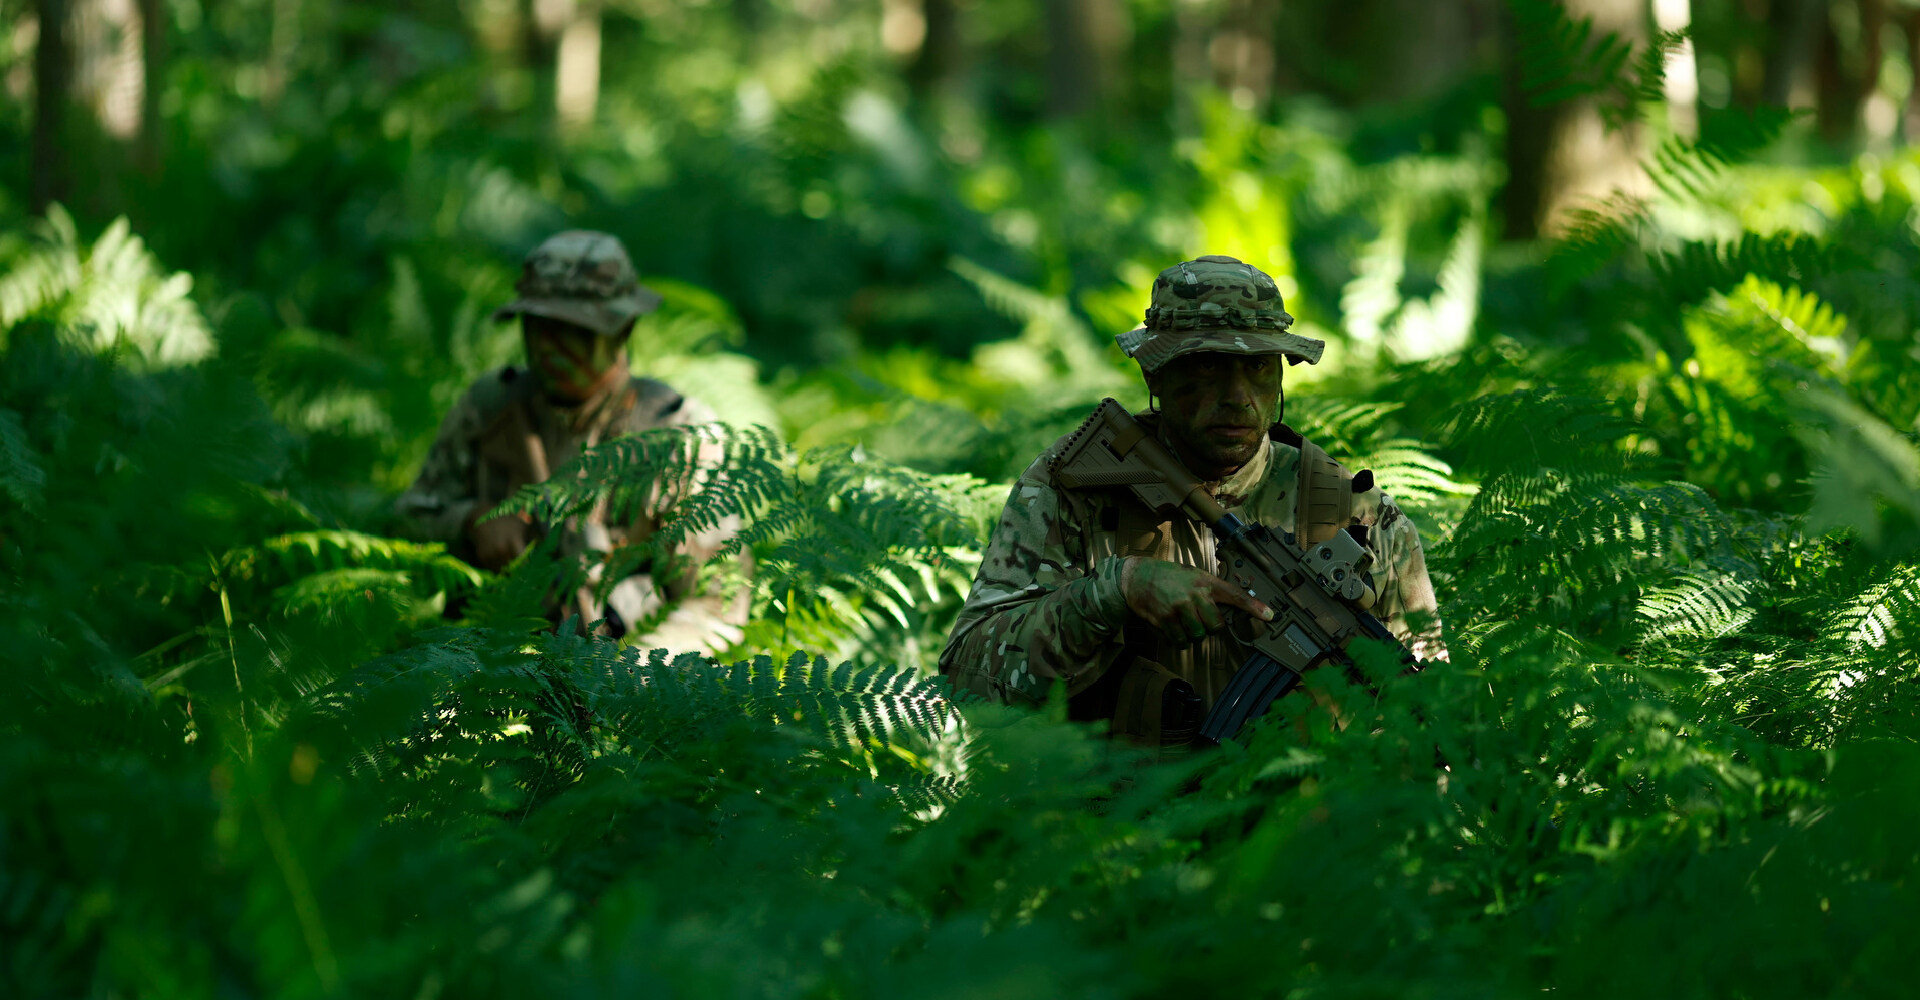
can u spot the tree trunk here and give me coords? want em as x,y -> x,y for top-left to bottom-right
136,0 -> 163,175
907,0 -> 962,105
1536,0 -> 1649,236
733,0 -> 763,61
1905,10 -> 1920,142
1810,0 -> 1884,145
1762,0 -> 1823,107
1045,0 -> 1126,119
1211,0 -> 1278,112
31,0 -> 72,214
1500,0 -> 1557,239
1653,0 -> 1697,139
554,0 -> 600,129
1365,0 -> 1481,106
1169,0 -> 1217,133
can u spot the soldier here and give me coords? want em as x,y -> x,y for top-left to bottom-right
397,230 -> 745,655
939,255 -> 1444,737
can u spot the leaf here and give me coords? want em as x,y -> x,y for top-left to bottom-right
0,409 -> 45,516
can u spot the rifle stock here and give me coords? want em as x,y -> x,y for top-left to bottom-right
1051,398 -> 1410,744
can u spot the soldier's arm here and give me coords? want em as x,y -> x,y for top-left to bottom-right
394,385 -> 490,544
1354,489 -> 1447,662
621,392 -> 748,656
938,474 -> 1132,705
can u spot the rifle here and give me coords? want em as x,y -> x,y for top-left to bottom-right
1050,398 -> 1411,745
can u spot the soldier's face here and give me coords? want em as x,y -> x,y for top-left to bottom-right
524,316 -> 625,402
1147,352 -> 1282,477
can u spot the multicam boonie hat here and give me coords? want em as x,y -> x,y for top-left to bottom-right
491,230 -> 663,338
1115,254 -> 1325,373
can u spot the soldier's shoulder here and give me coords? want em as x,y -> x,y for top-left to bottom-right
1027,423 -> 1094,488
442,366 -> 535,430
621,376 -> 715,428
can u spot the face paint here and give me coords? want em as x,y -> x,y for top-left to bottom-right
1145,352 -> 1282,480
524,317 -> 625,403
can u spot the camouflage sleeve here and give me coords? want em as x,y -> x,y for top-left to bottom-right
393,382 -> 490,543
938,472 -> 1131,705
1353,488 -> 1446,662
623,392 -> 748,657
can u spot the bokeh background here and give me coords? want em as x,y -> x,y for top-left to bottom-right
15,0 -> 1920,503
8,2 -> 1920,997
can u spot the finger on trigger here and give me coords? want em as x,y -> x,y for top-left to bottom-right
1210,576 -> 1275,621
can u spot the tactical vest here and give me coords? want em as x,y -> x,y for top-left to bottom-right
1063,422 -> 1362,752
469,366 -> 686,631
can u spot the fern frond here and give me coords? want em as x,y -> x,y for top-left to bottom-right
0,206 -> 214,369
1827,563 -> 1920,658
1510,0 -> 1634,109
0,408 -> 46,516
1637,566 -> 1758,647
1651,233 -> 1839,305
221,530 -> 484,598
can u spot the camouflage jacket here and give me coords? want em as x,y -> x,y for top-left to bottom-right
396,366 -> 746,654
939,419 -> 1442,712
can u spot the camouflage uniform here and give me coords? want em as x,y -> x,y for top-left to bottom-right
939,256 -> 1443,713
396,231 -> 746,655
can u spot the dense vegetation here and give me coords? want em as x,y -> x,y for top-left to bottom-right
8,0 -> 1920,996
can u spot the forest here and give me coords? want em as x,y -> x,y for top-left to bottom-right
7,0 -> 1920,995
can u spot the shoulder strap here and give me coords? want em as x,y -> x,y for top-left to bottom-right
629,377 -> 687,426
1281,425 -> 1380,545
474,368 -> 549,506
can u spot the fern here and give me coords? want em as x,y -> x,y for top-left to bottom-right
1285,399 -> 1473,506
494,423 -> 996,645
0,408 -> 45,516
1651,232 -> 1842,305
1795,386 -> 1920,553
222,530 -> 484,598
1544,194 -> 1649,298
0,206 -> 214,369
1635,564 -> 1758,648
1509,0 -> 1635,110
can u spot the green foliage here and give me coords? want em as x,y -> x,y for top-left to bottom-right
0,205 -> 213,368
1508,0 -> 1636,114
11,6 -> 1920,995
494,423 -> 997,666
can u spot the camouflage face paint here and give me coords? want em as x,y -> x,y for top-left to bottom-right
1146,351 -> 1282,480
524,316 -> 624,403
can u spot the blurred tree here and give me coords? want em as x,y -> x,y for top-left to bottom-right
1814,0 -> 1888,144
1505,0 -> 1650,239
135,0 -> 160,174
1906,6 -> 1920,141
1654,0 -> 1697,138
1046,0 -> 1128,117
29,0 -> 69,213
1541,0 -> 1648,232
906,0 -> 963,106
1762,0 -> 1824,107
71,0 -> 141,139
552,0 -> 601,130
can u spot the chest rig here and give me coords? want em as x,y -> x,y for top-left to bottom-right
1062,421 -> 1362,751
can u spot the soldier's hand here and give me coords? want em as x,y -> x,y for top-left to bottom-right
467,508 -> 532,570
1121,557 -> 1273,646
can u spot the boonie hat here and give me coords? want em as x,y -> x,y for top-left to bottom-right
1115,255 -> 1325,373
492,230 -> 663,337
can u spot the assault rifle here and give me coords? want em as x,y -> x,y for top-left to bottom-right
1051,398 -> 1411,745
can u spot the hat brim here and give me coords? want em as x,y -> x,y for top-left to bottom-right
491,285 -> 664,337
1116,325 -> 1325,373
